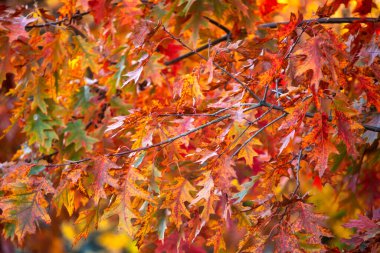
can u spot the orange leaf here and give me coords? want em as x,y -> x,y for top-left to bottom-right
304,113 -> 339,177
162,177 -> 195,229
90,156 -> 121,202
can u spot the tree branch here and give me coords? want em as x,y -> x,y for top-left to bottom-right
23,15 -> 380,171
362,124 -> 380,133
108,114 -> 231,157
232,113 -> 287,157
45,158 -> 91,168
25,11 -> 91,29
164,16 -> 231,65
258,17 -> 380,29
164,34 -> 229,65
162,26 -> 262,101
291,149 -> 303,197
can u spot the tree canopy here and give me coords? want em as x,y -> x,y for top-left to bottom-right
0,0 -> 379,252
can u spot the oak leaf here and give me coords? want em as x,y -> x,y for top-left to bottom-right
206,220 -> 226,253
102,167 -> 154,236
190,172 -> 219,224
0,177 -> 55,243
2,16 -> 36,42
162,177 -> 196,229
123,66 -> 144,87
90,156 -> 121,202
74,207 -> 100,242
88,0 -> 109,24
291,202 -> 330,244
303,113 -> 338,177
64,120 -> 98,152
273,225 -> 300,253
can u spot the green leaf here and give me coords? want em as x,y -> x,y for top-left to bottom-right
33,79 -> 48,114
54,186 -> 75,216
74,85 -> 92,110
180,0 -> 197,15
157,209 -> 167,242
112,55 -> 126,93
133,151 -> 146,168
233,175 -> 260,204
184,10 -> 204,46
0,180 -> 54,243
64,120 -> 98,151
24,111 -> 59,152
73,36 -> 97,70
28,165 -> 46,176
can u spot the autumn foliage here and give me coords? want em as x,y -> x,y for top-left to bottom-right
0,0 -> 379,252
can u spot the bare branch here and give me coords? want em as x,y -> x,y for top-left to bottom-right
162,26 -> 262,101
232,113 -> 287,157
284,25 -> 307,60
291,149 -> 303,197
164,16 -> 231,65
25,11 -> 91,29
108,114 -> 231,157
45,158 -> 91,168
259,17 -> 380,29
362,124 -> 380,132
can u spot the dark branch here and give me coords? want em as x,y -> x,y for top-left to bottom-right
362,124 -> 380,133
258,17 -> 380,29
108,114 -> 231,157
291,149 -> 303,197
25,11 -> 91,29
164,16 -> 231,66
164,34 -> 229,65
165,17 -> 379,65
203,16 -> 231,36
45,158 -> 91,167
163,26 -> 262,101
43,114 -> 230,167
232,113 -> 288,157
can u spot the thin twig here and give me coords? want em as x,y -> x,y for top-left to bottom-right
219,106 -> 274,158
25,11 -> 91,29
164,16 -> 231,65
45,158 -> 91,168
284,25 -> 307,60
108,114 -> 231,157
162,26 -> 261,101
164,35 -> 229,65
232,113 -> 287,157
259,17 -> 380,29
263,84 -> 269,102
42,114 -> 231,167
291,149 -> 303,197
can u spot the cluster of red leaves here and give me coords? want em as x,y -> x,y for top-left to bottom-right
0,0 -> 379,252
